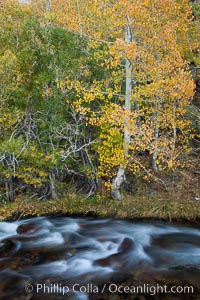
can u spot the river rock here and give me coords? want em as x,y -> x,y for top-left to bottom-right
94,238 -> 134,270
0,269 -> 32,298
118,237 -> 135,253
0,239 -> 20,257
152,233 -> 200,248
17,223 -> 39,235
0,257 -> 31,271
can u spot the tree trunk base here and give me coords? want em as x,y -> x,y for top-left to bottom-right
111,189 -> 122,201
111,168 -> 125,200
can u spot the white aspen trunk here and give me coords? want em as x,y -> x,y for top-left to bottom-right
46,0 -> 52,11
152,126 -> 159,172
172,105 -> 177,153
111,17 -> 132,200
49,171 -> 57,199
152,102 -> 159,172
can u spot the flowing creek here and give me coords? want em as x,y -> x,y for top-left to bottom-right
0,216 -> 200,299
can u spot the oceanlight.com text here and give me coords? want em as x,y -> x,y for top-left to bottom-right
25,282 -> 194,296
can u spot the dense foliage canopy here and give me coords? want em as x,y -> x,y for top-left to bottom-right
0,0 -> 199,201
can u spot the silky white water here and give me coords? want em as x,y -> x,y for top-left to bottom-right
0,217 -> 199,299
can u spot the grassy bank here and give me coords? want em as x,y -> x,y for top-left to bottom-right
0,190 -> 200,222
0,169 -> 199,222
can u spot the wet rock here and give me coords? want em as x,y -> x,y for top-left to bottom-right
94,254 -> 124,268
134,268 -> 200,295
94,238 -> 134,270
152,233 -> 200,248
0,239 -> 20,257
63,232 -> 83,245
118,237 -> 135,253
17,223 -> 38,235
0,257 -> 31,271
171,264 -> 200,270
144,247 -> 174,266
0,269 -> 32,298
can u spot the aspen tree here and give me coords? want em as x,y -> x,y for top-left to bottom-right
31,0 -> 195,199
